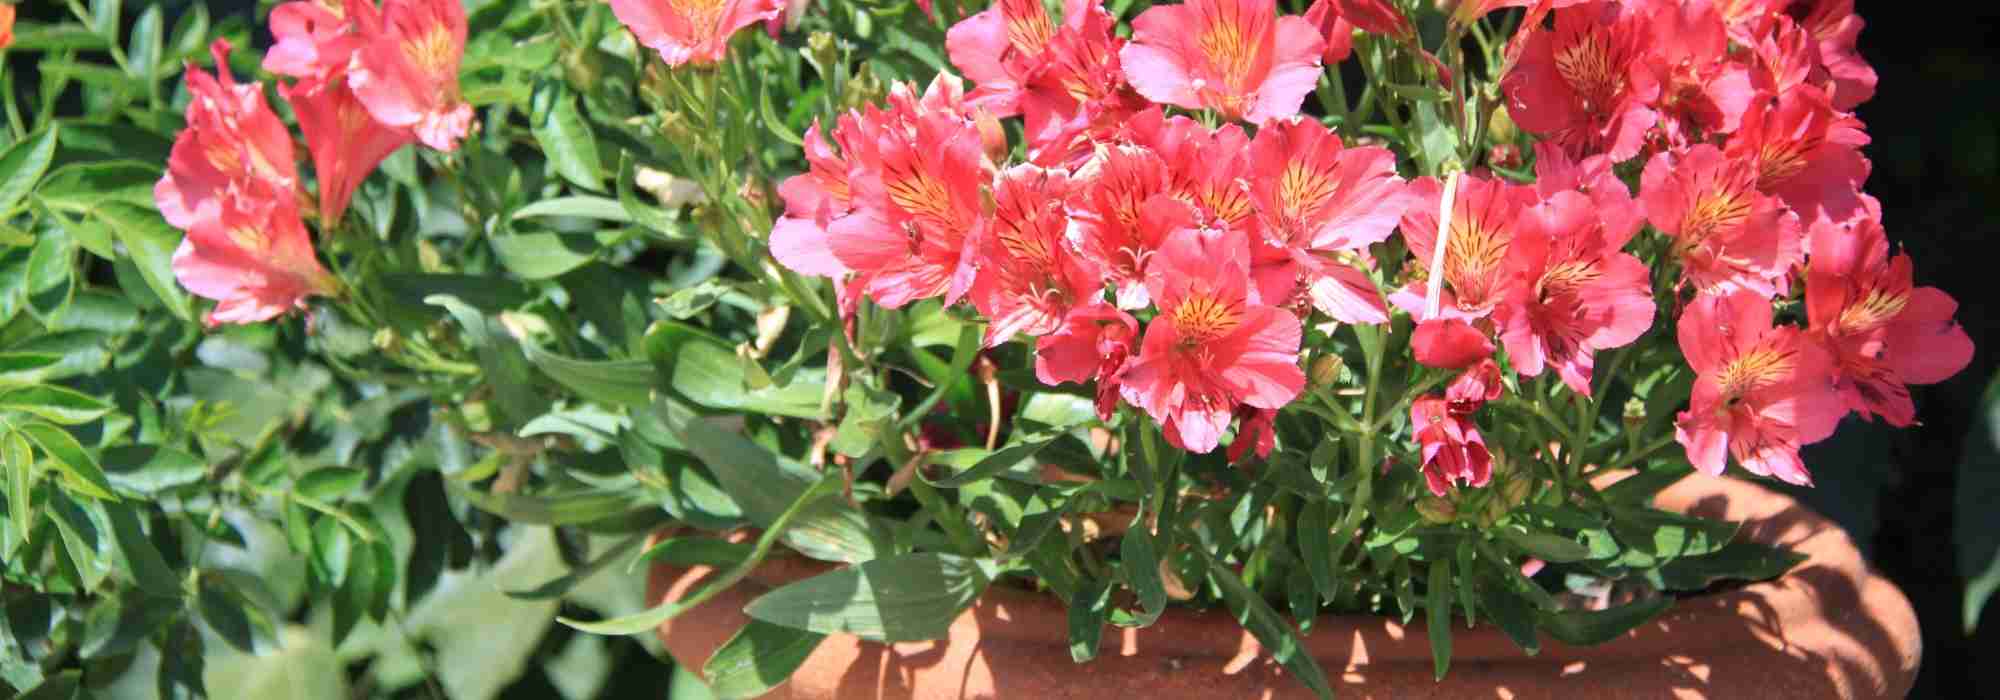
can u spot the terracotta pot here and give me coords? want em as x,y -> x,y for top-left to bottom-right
647,472 -> 1920,699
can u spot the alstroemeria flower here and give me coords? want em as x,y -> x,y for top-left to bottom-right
1675,290 -> 1843,485
1069,143 -> 1192,309
947,0 -> 1087,117
284,78 -> 415,227
1336,0 -> 1411,40
1723,86 -> 1870,227
770,119 -> 860,281
1019,4 -> 1147,167
828,106 -> 991,309
173,196 -> 341,326
1805,206 -> 1973,426
1411,318 -> 1495,370
1119,0 -> 1325,123
1501,0 -> 1658,161
1227,407 -> 1279,463
1120,227 -> 1305,453
610,0 -> 782,67
1035,305 -> 1140,421
1722,0 -> 1874,110
154,40 -> 300,232
1497,190 -> 1655,395
345,0 -> 472,151
265,0 -> 359,81
1410,359 -> 1505,496
1303,0 -> 1355,63
0,5 -> 15,50
1640,144 -> 1803,298
1394,174 -> 1538,321
1640,0 -> 1755,150
1246,118 -> 1410,324
969,165 -> 1105,346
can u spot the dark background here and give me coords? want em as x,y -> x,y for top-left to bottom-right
10,0 -> 2000,696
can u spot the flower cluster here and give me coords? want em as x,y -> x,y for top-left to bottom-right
764,0 -> 1970,492
155,0 -> 471,325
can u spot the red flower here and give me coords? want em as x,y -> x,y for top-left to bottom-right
1497,190 -> 1655,394
1674,290 -> 1843,486
284,78 -> 415,227
1639,0 -> 1755,151
609,0 -> 782,67
1119,227 -> 1305,453
969,165 -> 1105,346
154,40 -> 301,233
1805,205 -> 1973,426
172,196 -> 341,326
1335,0 -> 1411,40
831,107 -> 990,310
1501,0 -> 1658,161
947,0 -> 1081,118
344,0 -> 472,151
1723,0 -> 1874,110
1303,0 -> 1355,63
1639,144 -> 1802,298
1246,117 -> 1411,324
1722,87 -> 1870,227
1069,142 -> 1194,309
1227,407 -> 1279,463
1035,305 -> 1140,421
0,5 -> 14,50
1118,0 -> 1325,123
265,1 -> 360,82
1410,359 -> 1505,496
1018,4 -> 1148,167
1411,318 -> 1495,370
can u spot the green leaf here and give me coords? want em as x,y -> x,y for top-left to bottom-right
1608,505 -> 1737,565
100,445 -> 205,495
702,620 -> 827,699
1600,462 -> 1694,504
427,294 -> 548,425
296,467 -> 367,501
633,536 -> 754,571
511,195 -> 631,222
15,420 -> 115,500
616,155 -> 689,241
127,5 -> 164,81
35,160 -> 159,209
0,354 -> 62,384
561,472 -> 845,635
525,345 -> 656,407
47,490 -> 110,591
745,553 -> 994,642
1191,544 -> 1334,700
197,576 -> 258,654
828,383 -> 899,458
3,431 -> 34,545
104,503 -> 178,596
1960,370 -> 2000,631
0,126 -> 59,214
452,485 -> 643,525
505,532 -> 645,600
89,200 -> 193,321
1536,597 -> 1672,645
1653,541 -> 1806,591
1067,577 -> 1112,663
80,592 -> 180,659
6,23 -> 114,51
0,384 -> 112,425
1427,558 -> 1452,681
1119,521 -> 1169,627
927,438 -> 1052,487
646,322 -> 826,420
1477,572 -> 1541,655
490,231 -> 600,279
758,82 -> 805,147
532,81 -> 605,191
1496,528 -> 1595,563
1299,500 -> 1338,603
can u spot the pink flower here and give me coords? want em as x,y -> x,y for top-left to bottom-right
1035,305 -> 1140,421
1394,174 -> 1538,321
1227,407 -> 1278,463
1068,143 -> 1192,309
947,0 -> 1082,118
1118,0 -> 1325,123
284,78 -> 415,227
1303,0 -> 1355,63
1639,0 -> 1755,150
1119,227 -> 1305,453
1640,144 -> 1802,298
345,0 -> 472,151
1018,5 -> 1147,167
1674,290 -> 1843,486
1410,359 -> 1505,496
1496,190 -> 1655,395
1336,0 -> 1411,40
969,165 -> 1104,346
154,40 -> 300,232
1246,117 -> 1410,324
609,0 -> 782,67
265,1 -> 360,81
1501,0 -> 1658,161
827,102 -> 990,309
1411,318 -> 1495,370
172,196 -> 341,326
1805,206 -> 1973,426
1723,86 -> 1870,227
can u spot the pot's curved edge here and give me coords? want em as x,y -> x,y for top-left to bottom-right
646,472 -> 1921,699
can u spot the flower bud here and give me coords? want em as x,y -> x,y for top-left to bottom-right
372,328 -> 401,353
1309,353 -> 1344,389
1623,397 -> 1646,429
1415,496 -> 1457,524
1501,473 -> 1532,508
805,32 -> 837,73
974,109 -> 1009,162
1480,492 -> 1509,528
1487,143 -> 1522,170
1488,105 -> 1517,144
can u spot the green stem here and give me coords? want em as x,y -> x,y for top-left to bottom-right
895,324 -> 980,432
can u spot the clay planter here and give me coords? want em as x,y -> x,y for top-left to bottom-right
647,472 -> 1920,698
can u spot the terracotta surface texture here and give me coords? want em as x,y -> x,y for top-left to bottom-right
648,472 -> 1922,699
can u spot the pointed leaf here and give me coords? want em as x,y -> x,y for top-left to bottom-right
744,553 -> 993,642
702,620 -> 826,699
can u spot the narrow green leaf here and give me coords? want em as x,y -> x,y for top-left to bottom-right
645,322 -> 826,419
702,620 -> 826,699
16,421 -> 115,500
1477,572 -> 1541,655
0,126 -> 59,214
632,536 -> 754,572
926,438 -> 1053,487
744,553 -> 993,642
6,23 -> 113,51
90,200 -> 193,321
296,467 -> 367,501
451,486 -> 642,525
560,472 -> 844,635
1067,578 -> 1112,663
1427,558 -> 1453,681
1192,544 -> 1334,700
3,431 -> 34,545
1652,541 -> 1806,591
127,5 -> 164,81
99,445 -> 205,495
490,231 -> 600,279
758,82 -> 804,147
197,577 -> 258,654
1496,528 -> 1595,563
526,345 -> 656,407
1299,500 -> 1337,603
506,532 -> 645,600
0,384 -> 113,425
1120,522 -> 1168,627
511,195 -> 632,222
1536,596 -> 1673,645
104,503 -> 178,596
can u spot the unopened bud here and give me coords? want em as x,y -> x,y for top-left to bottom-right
805,32 -> 837,71
1488,105 -> 1518,144
1488,143 -> 1522,170
1481,493 -> 1510,528
372,328 -> 401,353
1310,353 -> 1344,388
1502,474 -> 1532,508
1416,496 -> 1457,524
1623,398 -> 1646,429
973,109 -> 1009,162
